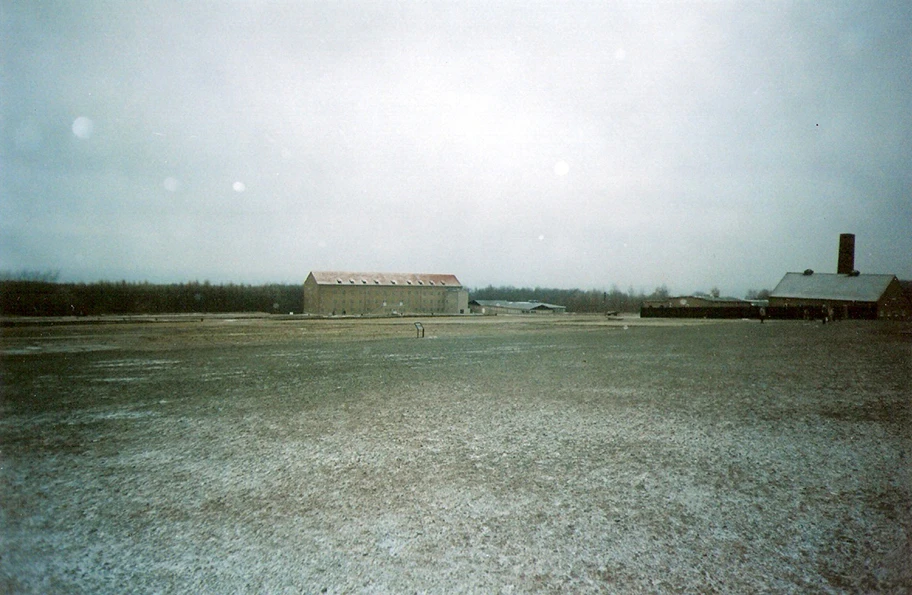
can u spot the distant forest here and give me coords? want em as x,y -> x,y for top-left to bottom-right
0,280 -> 304,317
0,274 -> 765,317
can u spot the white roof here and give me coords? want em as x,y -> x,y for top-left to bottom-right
770,273 -> 896,302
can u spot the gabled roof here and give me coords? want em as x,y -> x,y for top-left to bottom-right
770,273 -> 896,303
688,295 -> 747,303
470,299 -> 566,311
308,271 -> 462,288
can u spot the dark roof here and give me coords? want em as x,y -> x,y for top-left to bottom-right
770,273 -> 896,302
470,300 -> 566,311
308,271 -> 462,288
681,295 -> 747,303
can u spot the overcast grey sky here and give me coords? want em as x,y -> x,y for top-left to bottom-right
2,1 -> 910,296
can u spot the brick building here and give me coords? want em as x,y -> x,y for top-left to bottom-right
303,271 -> 468,316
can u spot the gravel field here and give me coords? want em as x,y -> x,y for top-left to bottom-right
1,315 -> 910,593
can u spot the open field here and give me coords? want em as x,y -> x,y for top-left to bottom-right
2,314 -> 910,593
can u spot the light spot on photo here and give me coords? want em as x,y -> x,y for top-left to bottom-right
72,116 -> 94,139
554,160 -> 570,176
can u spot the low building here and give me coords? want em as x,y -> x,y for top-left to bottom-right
303,271 -> 468,316
642,295 -> 749,309
768,272 -> 909,320
640,295 -> 757,318
469,300 -> 567,315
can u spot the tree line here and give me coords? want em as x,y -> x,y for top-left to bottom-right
1,277 -> 772,317
0,280 -> 303,316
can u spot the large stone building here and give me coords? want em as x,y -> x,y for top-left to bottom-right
303,271 -> 468,316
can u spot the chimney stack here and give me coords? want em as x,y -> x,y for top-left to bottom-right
837,233 -> 855,274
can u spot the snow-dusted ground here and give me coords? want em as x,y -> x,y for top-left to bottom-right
2,316 -> 910,593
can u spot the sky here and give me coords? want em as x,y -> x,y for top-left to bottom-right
2,1 -> 911,297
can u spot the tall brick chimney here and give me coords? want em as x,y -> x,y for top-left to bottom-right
837,233 -> 855,274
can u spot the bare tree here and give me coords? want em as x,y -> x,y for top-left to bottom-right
745,288 -> 771,300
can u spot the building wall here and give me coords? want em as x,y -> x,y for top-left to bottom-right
768,296 -> 837,308
640,304 -> 759,319
303,274 -> 322,313
470,305 -> 521,315
304,275 -> 467,315
767,296 -> 869,313
764,301 -> 878,320
643,297 -> 747,309
877,278 -> 911,319
445,288 -> 469,314
766,287 -> 911,320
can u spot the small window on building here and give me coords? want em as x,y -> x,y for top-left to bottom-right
407,280 -> 412,285
336,279 -> 342,284
418,280 -> 423,285
391,280 -> 397,285
429,281 -> 435,285
374,279 -> 379,284
349,279 -> 355,284
361,279 -> 367,284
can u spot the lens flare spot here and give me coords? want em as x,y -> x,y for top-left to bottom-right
163,177 -> 180,192
72,116 -> 94,139
554,160 -> 570,176
232,181 -> 246,193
